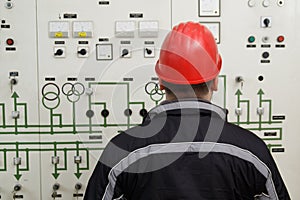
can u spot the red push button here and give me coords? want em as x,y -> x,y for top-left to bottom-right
6,38 -> 14,46
277,35 -> 285,43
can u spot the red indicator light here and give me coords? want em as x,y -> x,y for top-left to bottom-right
277,36 -> 285,43
6,38 -> 14,46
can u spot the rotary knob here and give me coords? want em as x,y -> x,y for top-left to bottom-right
75,183 -> 82,190
52,183 -> 60,191
14,184 -> 22,192
78,48 -> 87,56
54,49 -> 64,56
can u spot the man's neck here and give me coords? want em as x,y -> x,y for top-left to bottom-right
165,91 -> 212,102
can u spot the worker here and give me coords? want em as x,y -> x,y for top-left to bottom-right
84,22 -> 290,200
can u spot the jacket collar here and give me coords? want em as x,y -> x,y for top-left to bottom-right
148,99 -> 227,121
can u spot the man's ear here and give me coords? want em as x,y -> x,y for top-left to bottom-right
159,79 -> 165,90
211,76 -> 219,92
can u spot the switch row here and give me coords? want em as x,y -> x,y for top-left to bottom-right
53,47 -> 89,58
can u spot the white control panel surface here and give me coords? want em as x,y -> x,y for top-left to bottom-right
0,0 -> 299,199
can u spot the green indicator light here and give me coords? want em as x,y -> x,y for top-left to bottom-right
248,36 -> 255,43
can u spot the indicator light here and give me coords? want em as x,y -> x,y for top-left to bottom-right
55,32 -> 64,38
248,36 -> 255,43
277,35 -> 285,43
262,52 -> 270,59
6,38 -> 14,46
78,32 -> 87,38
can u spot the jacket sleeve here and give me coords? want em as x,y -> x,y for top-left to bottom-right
83,160 -> 112,200
84,135 -> 129,200
265,150 -> 291,200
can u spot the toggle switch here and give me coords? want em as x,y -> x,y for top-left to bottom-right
52,156 -> 60,165
235,76 -> 244,83
12,111 -> 20,119
257,107 -> 264,115
235,76 -> 244,90
74,156 -> 82,164
10,77 -> 18,93
263,19 -> 270,27
261,17 -> 272,28
13,157 -> 22,165
235,108 -> 242,116
85,88 -> 93,96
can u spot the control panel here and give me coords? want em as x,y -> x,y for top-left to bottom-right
0,0 -> 299,199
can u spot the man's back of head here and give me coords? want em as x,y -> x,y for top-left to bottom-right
155,22 -> 222,101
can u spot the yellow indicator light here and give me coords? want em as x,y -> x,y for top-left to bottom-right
55,32 -> 63,38
79,32 -> 87,38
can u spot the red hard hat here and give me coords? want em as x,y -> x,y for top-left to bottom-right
155,22 -> 222,85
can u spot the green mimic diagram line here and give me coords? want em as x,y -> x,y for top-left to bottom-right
258,89 -> 273,128
87,82 -> 146,131
14,142 -> 30,180
0,141 -> 103,180
0,103 -> 6,128
235,89 -> 250,125
0,81 -> 160,180
0,82 -> 152,135
11,92 -> 28,133
0,79 -> 286,182
232,88 -> 285,149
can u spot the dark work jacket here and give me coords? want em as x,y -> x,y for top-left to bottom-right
84,100 -> 290,200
